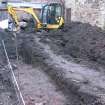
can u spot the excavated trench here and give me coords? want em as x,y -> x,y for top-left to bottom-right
0,29 -> 71,105
1,21 -> 105,105
17,29 -> 105,105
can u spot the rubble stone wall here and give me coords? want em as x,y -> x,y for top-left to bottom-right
65,0 -> 105,28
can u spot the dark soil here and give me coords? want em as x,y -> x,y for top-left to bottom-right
38,22 -> 105,65
15,22 -> 105,105
0,29 -> 18,105
17,32 -> 105,105
0,67 -> 18,105
1,21 -> 105,105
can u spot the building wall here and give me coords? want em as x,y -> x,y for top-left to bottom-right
64,0 -> 105,28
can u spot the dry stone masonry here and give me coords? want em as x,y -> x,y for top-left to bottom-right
65,0 -> 105,29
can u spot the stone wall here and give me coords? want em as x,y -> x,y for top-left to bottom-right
65,0 -> 105,28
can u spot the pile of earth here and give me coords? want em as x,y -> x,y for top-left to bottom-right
40,22 -> 105,65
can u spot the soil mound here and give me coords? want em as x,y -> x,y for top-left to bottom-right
43,22 -> 105,64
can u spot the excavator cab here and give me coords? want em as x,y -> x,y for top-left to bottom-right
42,3 -> 64,29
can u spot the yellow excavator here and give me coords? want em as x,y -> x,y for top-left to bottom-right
7,3 -> 64,32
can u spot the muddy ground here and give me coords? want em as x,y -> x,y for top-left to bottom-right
14,61 -> 70,105
0,66 -> 18,105
16,22 -> 105,105
39,22 -> 105,65
1,21 -> 105,105
0,29 -> 19,105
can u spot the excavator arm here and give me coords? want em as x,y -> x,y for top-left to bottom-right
8,6 -> 20,31
8,5 -> 42,31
